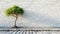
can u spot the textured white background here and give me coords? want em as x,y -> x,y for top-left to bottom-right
0,0 -> 60,27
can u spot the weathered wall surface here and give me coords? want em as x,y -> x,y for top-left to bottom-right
0,0 -> 60,27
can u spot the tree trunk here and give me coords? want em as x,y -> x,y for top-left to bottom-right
14,15 -> 18,28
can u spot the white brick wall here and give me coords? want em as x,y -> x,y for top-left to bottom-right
0,0 -> 60,27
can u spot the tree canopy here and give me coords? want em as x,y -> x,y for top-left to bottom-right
5,5 -> 24,16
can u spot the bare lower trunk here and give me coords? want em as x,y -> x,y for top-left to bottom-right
14,15 -> 18,28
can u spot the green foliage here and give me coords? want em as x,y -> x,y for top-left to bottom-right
5,5 -> 24,16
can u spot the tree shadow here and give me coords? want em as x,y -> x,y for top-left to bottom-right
21,10 -> 60,27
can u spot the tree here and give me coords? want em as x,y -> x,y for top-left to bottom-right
5,5 -> 24,28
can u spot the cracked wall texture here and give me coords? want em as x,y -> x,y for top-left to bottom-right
0,0 -> 60,27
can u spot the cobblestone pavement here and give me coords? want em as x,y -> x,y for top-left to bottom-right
0,31 -> 60,34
